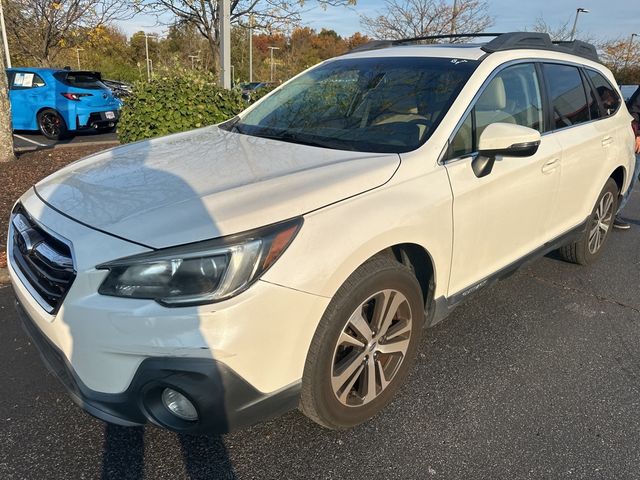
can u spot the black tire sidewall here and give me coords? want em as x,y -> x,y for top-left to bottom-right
303,259 -> 424,429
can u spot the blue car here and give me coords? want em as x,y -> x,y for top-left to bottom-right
6,67 -> 122,140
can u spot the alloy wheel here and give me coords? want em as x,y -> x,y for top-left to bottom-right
588,191 -> 614,254
40,112 -> 62,138
331,289 -> 413,407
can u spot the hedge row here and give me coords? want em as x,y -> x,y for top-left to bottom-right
117,71 -> 273,144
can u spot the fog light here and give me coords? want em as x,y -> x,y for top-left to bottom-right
161,388 -> 198,421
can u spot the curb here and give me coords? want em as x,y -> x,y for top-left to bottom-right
15,140 -> 120,154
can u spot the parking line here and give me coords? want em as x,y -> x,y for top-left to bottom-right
13,134 -> 48,147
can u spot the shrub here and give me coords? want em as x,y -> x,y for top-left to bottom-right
117,71 -> 246,144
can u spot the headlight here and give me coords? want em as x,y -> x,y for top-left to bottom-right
97,218 -> 302,306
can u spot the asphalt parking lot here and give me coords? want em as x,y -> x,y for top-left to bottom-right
0,193 -> 639,480
13,130 -> 118,151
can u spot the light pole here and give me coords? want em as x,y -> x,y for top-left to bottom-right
0,0 -> 11,68
268,46 -> 280,82
570,8 -> 589,41
144,33 -> 158,81
219,0 -> 231,89
624,33 -> 639,71
249,14 -> 254,83
75,47 -> 84,70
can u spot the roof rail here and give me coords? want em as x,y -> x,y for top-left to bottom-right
348,31 -> 600,63
349,33 -> 504,54
481,32 -> 599,62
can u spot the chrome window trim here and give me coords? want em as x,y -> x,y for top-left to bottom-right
439,58 -> 618,166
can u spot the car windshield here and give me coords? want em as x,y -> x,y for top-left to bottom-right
228,56 -> 478,153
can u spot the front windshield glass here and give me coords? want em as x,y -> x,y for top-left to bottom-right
230,56 -> 478,153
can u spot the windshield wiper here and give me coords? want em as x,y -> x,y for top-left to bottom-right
239,128 -> 354,151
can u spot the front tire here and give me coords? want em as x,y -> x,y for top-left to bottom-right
557,178 -> 618,265
300,255 -> 425,430
37,109 -> 68,140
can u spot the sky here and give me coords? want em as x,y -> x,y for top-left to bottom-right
118,0 -> 640,42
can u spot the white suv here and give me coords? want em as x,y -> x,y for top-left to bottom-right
8,33 -> 635,433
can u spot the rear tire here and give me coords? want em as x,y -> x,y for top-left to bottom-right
37,109 -> 68,140
557,178 -> 618,265
300,255 -> 425,430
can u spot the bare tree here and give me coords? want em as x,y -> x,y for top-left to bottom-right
137,0 -> 356,74
528,16 -> 595,43
0,55 -> 14,162
360,0 -> 492,41
5,0 -> 131,65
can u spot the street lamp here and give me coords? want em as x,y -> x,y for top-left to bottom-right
268,46 -> 280,82
0,0 -> 11,67
75,47 -> 84,70
144,33 -> 159,81
624,33 -> 639,71
248,14 -> 254,82
570,8 -> 589,41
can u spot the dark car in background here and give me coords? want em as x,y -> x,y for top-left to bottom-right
7,67 -> 122,140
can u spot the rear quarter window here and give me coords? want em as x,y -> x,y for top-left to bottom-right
586,69 -> 621,117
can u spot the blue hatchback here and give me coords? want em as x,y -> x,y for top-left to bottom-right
7,67 -> 122,140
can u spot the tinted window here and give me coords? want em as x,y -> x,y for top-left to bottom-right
54,71 -> 107,90
587,70 -> 621,117
449,63 -> 543,158
544,64 -> 590,129
232,57 -> 478,153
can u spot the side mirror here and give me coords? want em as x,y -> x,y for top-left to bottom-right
472,123 -> 542,178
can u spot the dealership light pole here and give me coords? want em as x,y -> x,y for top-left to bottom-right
219,0 -> 231,89
570,8 -> 589,41
0,0 -> 11,68
249,14 -> 254,83
450,0 -> 458,35
75,47 -> 84,70
144,33 -> 158,81
268,46 -> 280,82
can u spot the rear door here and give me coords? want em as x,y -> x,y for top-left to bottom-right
444,62 -> 562,296
9,71 -> 48,130
541,63 -> 618,238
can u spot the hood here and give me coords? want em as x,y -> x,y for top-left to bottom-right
35,126 -> 400,248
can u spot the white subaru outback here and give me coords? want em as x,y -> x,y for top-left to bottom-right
8,33 -> 636,433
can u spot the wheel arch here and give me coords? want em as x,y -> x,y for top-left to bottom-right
610,165 -> 626,198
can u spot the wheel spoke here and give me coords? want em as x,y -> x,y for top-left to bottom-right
338,330 -> 365,349
365,356 -> 377,401
337,364 -> 365,403
385,320 -> 411,341
347,309 -> 373,342
378,291 -> 407,337
376,358 -> 390,390
332,350 -> 365,393
377,337 -> 410,355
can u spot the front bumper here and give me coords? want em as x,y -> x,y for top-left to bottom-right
15,298 -> 300,433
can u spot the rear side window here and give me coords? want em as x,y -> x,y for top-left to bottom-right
10,72 -> 46,89
54,72 -> 107,90
586,69 -> 621,117
544,64 -> 590,129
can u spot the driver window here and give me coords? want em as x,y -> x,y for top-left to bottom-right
449,63 -> 544,159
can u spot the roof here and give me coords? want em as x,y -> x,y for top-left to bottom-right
343,32 -> 600,64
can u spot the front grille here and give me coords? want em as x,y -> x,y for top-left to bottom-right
9,205 -> 76,314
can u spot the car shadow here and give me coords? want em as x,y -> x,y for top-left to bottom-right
101,425 -> 236,480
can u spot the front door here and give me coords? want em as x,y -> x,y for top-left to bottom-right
444,62 -> 561,297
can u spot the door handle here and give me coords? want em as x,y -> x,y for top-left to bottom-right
541,158 -> 560,174
602,136 -> 614,147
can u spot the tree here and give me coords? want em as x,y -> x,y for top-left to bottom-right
600,37 -> 640,84
0,56 -> 14,162
136,0 -> 356,75
360,0 -> 492,41
5,0 -> 131,65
